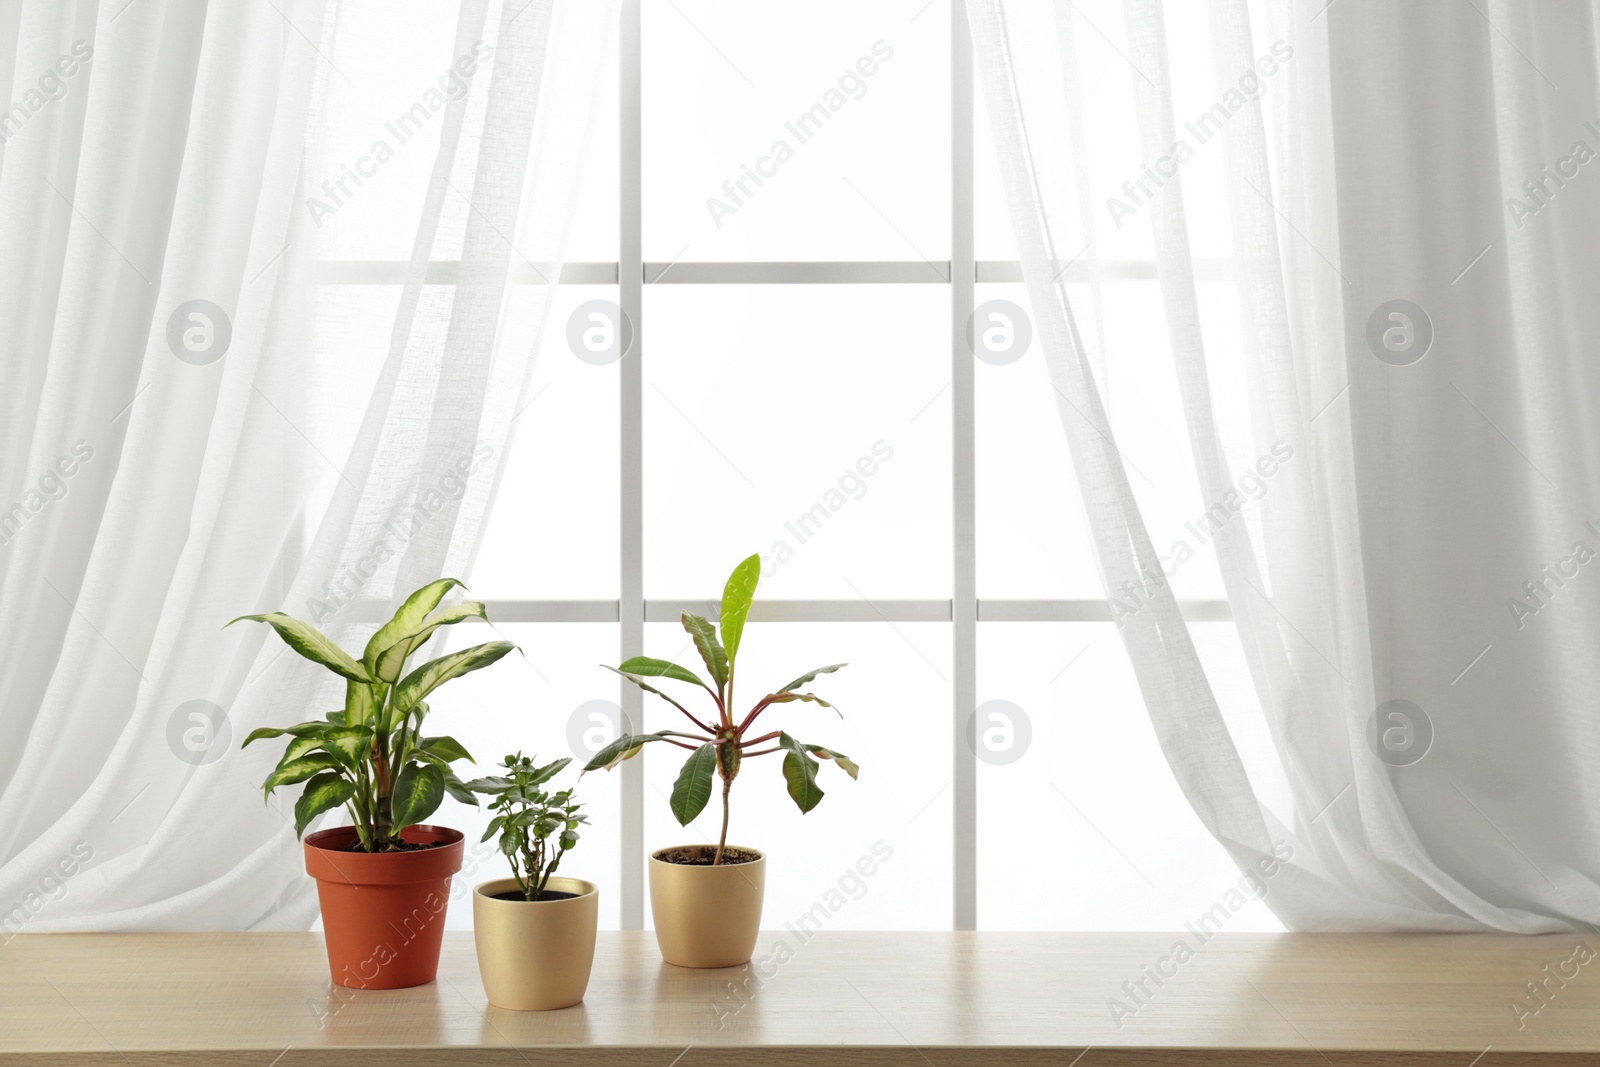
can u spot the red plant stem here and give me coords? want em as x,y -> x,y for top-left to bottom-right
741,746 -> 780,757
742,730 -> 781,747
661,737 -> 708,751
737,695 -> 776,733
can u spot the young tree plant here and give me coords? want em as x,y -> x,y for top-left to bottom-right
230,578 -> 514,852
585,554 -> 859,864
467,754 -> 586,901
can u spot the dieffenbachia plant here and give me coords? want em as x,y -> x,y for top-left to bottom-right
585,554 -> 858,864
467,753 -> 587,901
230,579 -> 514,852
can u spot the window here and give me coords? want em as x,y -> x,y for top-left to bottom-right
312,0 -> 1279,935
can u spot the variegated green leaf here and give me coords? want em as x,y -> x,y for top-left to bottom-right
390,763 -> 445,830
419,735 -> 473,764
320,726 -> 373,770
228,613 -> 372,683
361,578 -> 464,672
294,772 -> 355,837
392,640 -> 515,715
263,753 -> 343,795
344,680 -> 383,728
372,600 -> 487,684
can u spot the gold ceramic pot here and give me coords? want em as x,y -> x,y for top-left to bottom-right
648,845 -> 765,968
472,877 -> 598,1010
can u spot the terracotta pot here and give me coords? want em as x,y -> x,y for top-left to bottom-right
648,845 -> 765,968
472,877 -> 599,1010
303,824 -> 464,989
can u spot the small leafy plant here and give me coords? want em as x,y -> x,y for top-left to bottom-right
468,754 -> 586,901
231,579 -> 514,852
585,554 -> 858,864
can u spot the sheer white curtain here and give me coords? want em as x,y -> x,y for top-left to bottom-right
970,0 -> 1600,930
0,0 -> 614,931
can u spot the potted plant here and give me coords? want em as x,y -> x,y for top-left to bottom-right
231,578 -> 514,989
466,753 -> 595,1010
585,553 -> 859,968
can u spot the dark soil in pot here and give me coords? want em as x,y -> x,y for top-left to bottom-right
488,889 -> 580,902
333,838 -> 448,853
654,845 -> 761,865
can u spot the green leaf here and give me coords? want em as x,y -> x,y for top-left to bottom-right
263,753 -> 343,795
391,763 -> 446,829
392,640 -> 515,715
804,744 -> 860,780
419,735 -> 473,764
242,726 -> 288,747
228,613 -> 373,683
441,769 -> 478,806
243,720 -> 338,751
282,735 -> 324,763
527,756 -> 572,787
582,731 -> 676,773
670,743 -> 717,825
481,814 -> 507,843
681,612 -> 729,690
762,690 -> 841,716
321,726 -> 373,770
617,656 -> 708,690
373,600 -> 488,684
294,772 -> 355,837
719,554 -> 761,669
361,578 -> 464,674
781,663 -> 846,693
344,680 -> 384,728
778,732 -> 824,813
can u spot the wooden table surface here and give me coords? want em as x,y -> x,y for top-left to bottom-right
2,931 -> 1598,1064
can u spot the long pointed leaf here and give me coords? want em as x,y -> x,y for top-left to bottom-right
803,743 -> 859,780
778,732 -> 823,813
719,554 -> 761,669
780,663 -> 846,693
760,690 -> 842,716
392,640 -> 515,715
361,578 -> 464,672
263,753 -> 343,795
617,656 -> 708,690
419,735 -> 473,764
582,731 -> 677,773
681,612 -> 729,690
345,680 -> 383,728
391,763 -> 446,829
321,726 -> 374,771
229,613 -> 372,683
373,600 -> 487,684
670,743 -> 718,825
294,772 -> 355,837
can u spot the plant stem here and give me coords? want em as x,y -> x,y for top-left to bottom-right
714,773 -> 732,865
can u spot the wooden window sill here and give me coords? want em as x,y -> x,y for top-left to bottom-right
1,931 -> 1594,1064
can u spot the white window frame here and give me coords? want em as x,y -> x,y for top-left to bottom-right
317,0 -> 1229,930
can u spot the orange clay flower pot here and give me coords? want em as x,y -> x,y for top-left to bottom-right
303,824 -> 464,989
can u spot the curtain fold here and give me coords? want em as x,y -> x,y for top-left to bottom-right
0,0 -> 615,931
970,0 -> 1600,929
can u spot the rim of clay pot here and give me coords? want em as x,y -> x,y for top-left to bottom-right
303,824 -> 464,885
474,876 -> 598,904
649,844 -> 765,865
